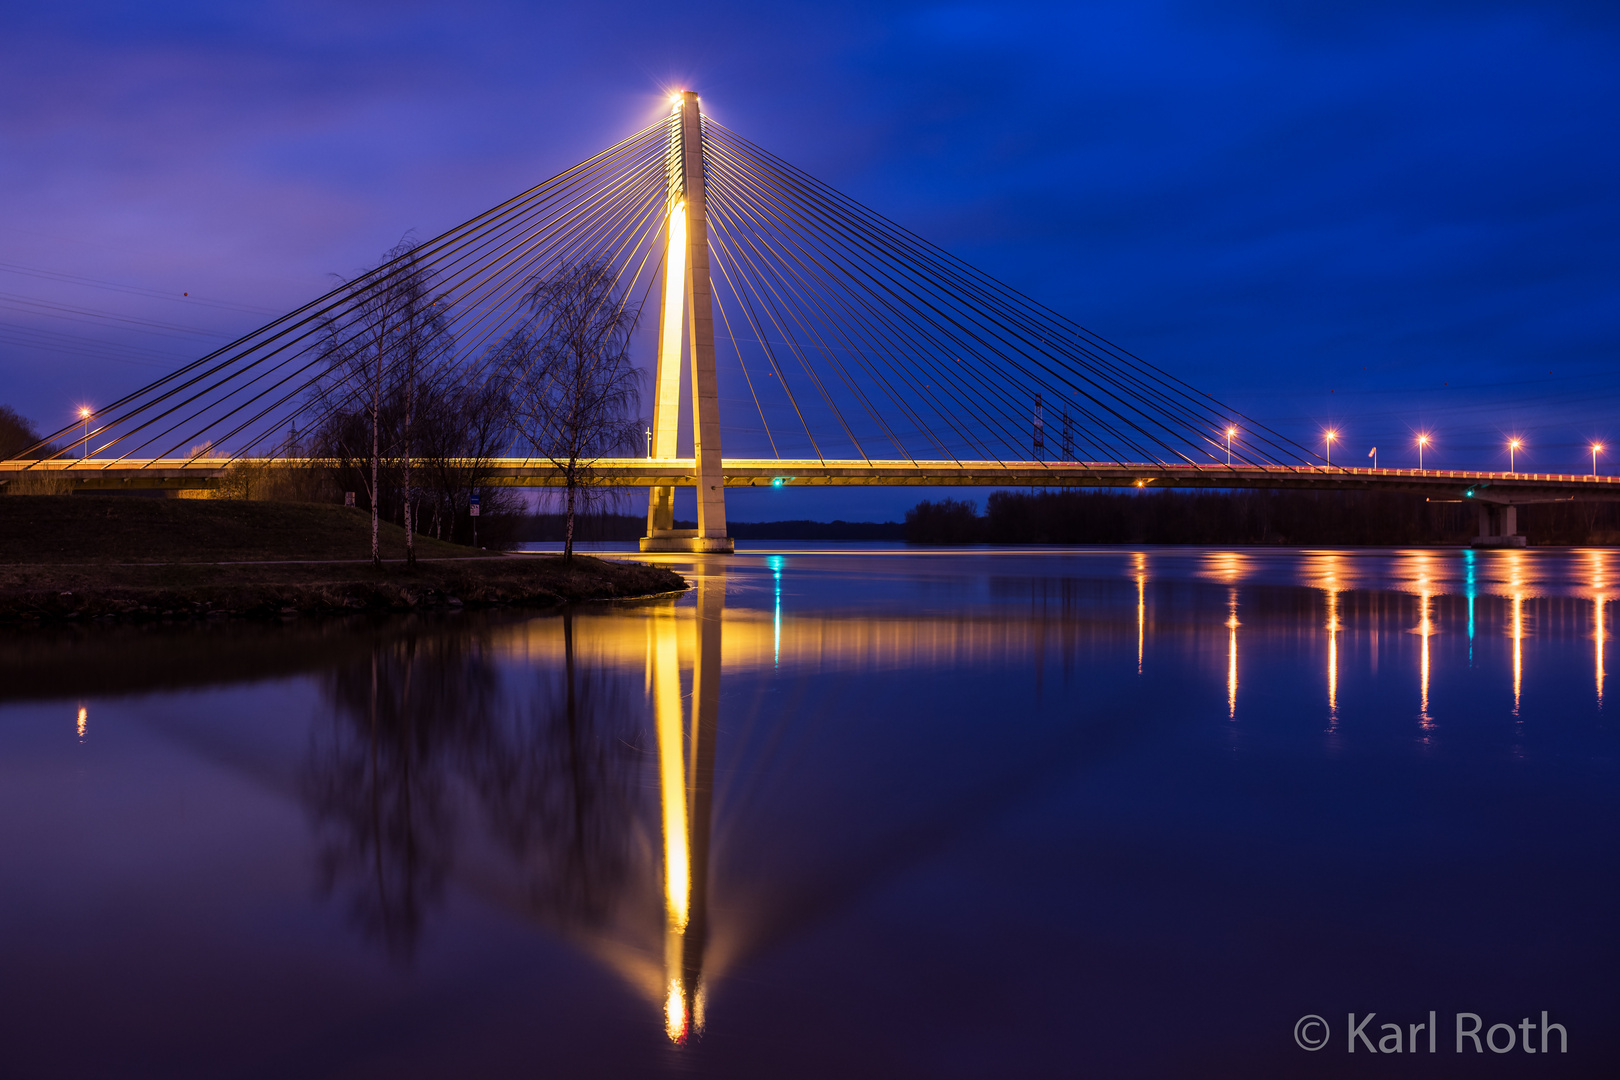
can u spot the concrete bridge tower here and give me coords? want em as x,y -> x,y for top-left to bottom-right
642,91 -> 733,553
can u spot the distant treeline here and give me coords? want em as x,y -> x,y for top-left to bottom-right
512,513 -> 904,541
904,490 -> 1620,546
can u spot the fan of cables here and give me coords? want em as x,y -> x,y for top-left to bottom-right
701,119 -> 1311,469
14,109 -> 1315,474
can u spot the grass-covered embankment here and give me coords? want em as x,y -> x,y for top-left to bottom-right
0,497 -> 685,621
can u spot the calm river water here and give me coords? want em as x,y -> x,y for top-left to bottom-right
2,546 -> 1617,1077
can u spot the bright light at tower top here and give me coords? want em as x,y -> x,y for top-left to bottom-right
1509,437 -> 1523,449
78,406 -> 90,417
1416,433 -> 1430,445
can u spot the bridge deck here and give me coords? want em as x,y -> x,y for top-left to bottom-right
5,457 -> 1619,503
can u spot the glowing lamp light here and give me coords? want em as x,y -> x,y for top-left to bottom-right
1592,443 -> 1605,477
1508,437 -> 1523,472
1416,432 -> 1431,470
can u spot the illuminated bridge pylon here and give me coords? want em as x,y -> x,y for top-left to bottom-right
644,91 -> 730,553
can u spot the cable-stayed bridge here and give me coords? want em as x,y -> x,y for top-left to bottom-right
4,91 -> 1616,548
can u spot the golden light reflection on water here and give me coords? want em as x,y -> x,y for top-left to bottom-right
1505,550 -> 1525,717
1593,551 -> 1608,707
1326,592 -> 1339,722
1312,554 -> 1343,724
1511,593 -> 1524,717
648,581 -> 724,1045
76,705 -> 87,742
1417,587 -> 1434,729
1134,552 -> 1147,675
652,610 -> 690,932
1225,588 -> 1239,719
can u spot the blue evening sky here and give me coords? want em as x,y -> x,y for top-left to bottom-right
1,1 -> 1616,519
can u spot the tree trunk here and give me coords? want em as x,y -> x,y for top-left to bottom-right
563,470 -> 577,564
563,459 -> 576,566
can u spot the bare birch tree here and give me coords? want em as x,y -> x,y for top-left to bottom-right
316,242 -> 451,567
506,261 -> 642,563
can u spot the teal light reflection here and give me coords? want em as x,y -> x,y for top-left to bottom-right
767,555 -> 785,667
1464,549 -> 1477,666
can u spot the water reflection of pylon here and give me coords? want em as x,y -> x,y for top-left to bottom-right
1225,588 -> 1239,719
1416,587 -> 1434,731
1134,552 -> 1147,675
651,579 -> 721,1043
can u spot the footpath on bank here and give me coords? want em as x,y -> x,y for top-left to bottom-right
0,497 -> 686,622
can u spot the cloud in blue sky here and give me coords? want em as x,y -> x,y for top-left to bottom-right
0,0 -> 1616,496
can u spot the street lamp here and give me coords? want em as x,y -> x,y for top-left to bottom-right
1324,429 -> 1338,469
1416,432 -> 1430,471
1593,443 -> 1605,477
1225,426 -> 1237,465
78,407 -> 91,459
1508,437 -> 1522,473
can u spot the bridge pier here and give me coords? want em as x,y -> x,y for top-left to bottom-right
642,90 -> 732,555
1472,501 -> 1527,548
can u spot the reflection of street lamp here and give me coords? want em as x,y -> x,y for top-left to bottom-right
1324,429 -> 1338,468
1416,432 -> 1430,471
78,407 -> 91,459
1593,443 -> 1605,477
1508,437 -> 1522,473
1225,426 -> 1237,465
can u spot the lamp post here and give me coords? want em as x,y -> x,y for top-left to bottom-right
78,407 -> 90,459
1509,438 -> 1522,473
1324,429 -> 1338,469
1593,443 -> 1604,477
1225,426 -> 1237,466
1416,433 -> 1430,471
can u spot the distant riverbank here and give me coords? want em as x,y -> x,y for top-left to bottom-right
0,497 -> 685,622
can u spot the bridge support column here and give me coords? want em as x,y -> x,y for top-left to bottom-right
643,90 -> 733,555
1472,501 -> 1526,548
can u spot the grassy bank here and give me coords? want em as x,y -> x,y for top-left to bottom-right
0,497 -> 685,621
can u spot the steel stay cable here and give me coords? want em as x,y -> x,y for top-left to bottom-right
705,154 -> 1001,463
703,191 -> 869,460
704,156 -> 926,461
706,129 -> 1192,467
706,134 -> 1101,464
50,131 -> 668,467
705,131 -> 1129,461
704,184 -> 900,460
708,228 -> 823,460
20,121 -> 670,465
705,143 -> 1035,463
710,123 -> 1310,469
143,145 -> 670,464
706,125 -> 1253,461
220,164 -> 670,465
709,282 -> 779,458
